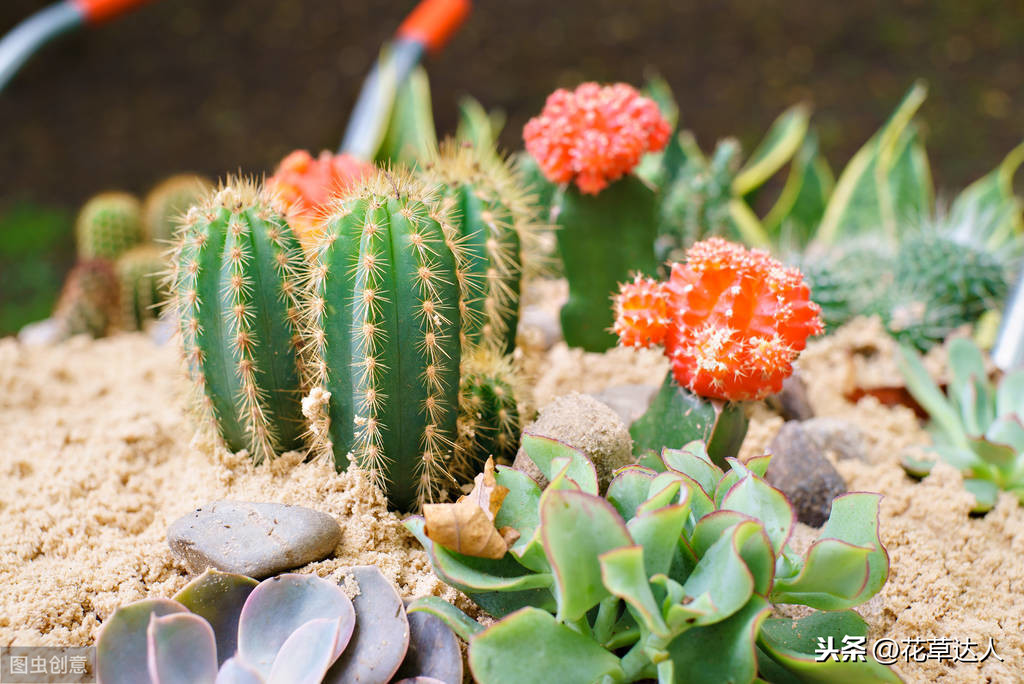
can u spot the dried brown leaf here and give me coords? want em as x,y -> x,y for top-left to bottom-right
423,458 -> 515,559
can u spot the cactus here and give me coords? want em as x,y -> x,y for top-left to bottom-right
794,241 -> 893,333
53,259 -> 120,338
408,436 -> 894,684
615,238 -> 823,466
302,168 -> 478,511
168,179 -> 306,463
95,567 -> 461,683
457,347 -> 522,470
75,192 -> 143,260
423,141 -> 533,353
115,245 -> 167,331
143,174 -> 213,243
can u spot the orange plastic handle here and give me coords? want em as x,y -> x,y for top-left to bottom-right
396,0 -> 471,53
72,0 -> 151,24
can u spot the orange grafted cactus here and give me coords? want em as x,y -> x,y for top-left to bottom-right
614,238 -> 823,401
613,274 -> 672,348
523,83 -> 671,195
266,150 -> 374,247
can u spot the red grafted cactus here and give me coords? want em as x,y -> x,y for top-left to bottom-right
615,238 -> 824,401
523,82 -> 671,195
266,149 -> 374,246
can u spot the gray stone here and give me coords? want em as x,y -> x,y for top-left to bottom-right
765,371 -> 814,421
514,392 -> 634,492
765,422 -> 847,527
518,305 -> 562,350
168,501 -> 341,579
18,318 -> 68,346
800,417 -> 868,462
588,383 -> 660,424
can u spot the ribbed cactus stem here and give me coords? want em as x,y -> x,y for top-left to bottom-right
170,180 -> 306,463
302,169 -> 474,510
457,347 -> 522,469
76,192 -> 143,260
115,245 -> 166,330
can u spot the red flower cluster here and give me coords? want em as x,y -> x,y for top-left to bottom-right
614,238 -> 824,401
523,83 -> 671,195
267,150 -> 374,248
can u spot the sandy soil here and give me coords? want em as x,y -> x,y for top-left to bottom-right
2,313 -> 1023,682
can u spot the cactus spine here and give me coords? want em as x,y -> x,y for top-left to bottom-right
302,169 -> 476,510
115,245 -> 167,330
457,347 -> 522,469
423,142 -> 530,353
76,192 -> 143,260
169,180 -> 306,462
144,174 -> 213,243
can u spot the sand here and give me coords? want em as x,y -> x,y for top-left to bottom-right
2,312 -> 1024,682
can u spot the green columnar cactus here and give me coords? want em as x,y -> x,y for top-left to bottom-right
75,192 -> 143,260
144,174 -> 214,243
423,141 -> 531,354
302,169 -> 476,511
115,245 -> 167,331
54,259 -> 120,337
457,347 -> 522,470
169,180 -> 306,463
407,436 -> 895,684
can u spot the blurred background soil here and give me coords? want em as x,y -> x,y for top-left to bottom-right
1,0 -> 1022,334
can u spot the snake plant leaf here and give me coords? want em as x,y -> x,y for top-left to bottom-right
215,658 -> 263,684
818,80 -> 928,243
763,129 -> 834,245
626,501 -> 691,577
951,140 -> 1024,249
377,66 -> 437,166
734,104 -> 810,197
456,95 -> 503,153
236,574 -> 355,679
468,607 -> 624,684
885,124 -> 933,227
520,434 -> 599,495
720,469 -> 795,554
997,370 -> 1024,418
682,522 -> 758,625
96,598 -> 189,684
173,570 -> 258,667
634,73 -> 680,187
728,198 -> 773,248
662,442 -> 723,496
758,611 -> 902,683
407,595 -> 485,642
599,545 -> 671,638
606,466 -> 657,520
662,595 -> 771,684
540,489 -> 633,621
270,617 -> 348,684
897,344 -> 969,448
147,613 -> 218,684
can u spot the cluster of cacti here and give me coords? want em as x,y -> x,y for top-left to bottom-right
456,347 -> 522,469
53,259 -> 120,338
95,566 -> 461,683
614,237 -> 823,465
899,337 -> 1024,513
168,180 -> 307,464
142,174 -> 213,243
114,245 -> 167,331
407,435 -> 894,684
75,192 -> 143,261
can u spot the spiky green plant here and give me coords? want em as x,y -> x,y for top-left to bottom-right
408,436 -> 894,684
301,169 -> 478,511
457,347 -> 522,470
115,245 -> 167,331
169,180 -> 306,463
75,192 -> 143,260
54,259 -> 120,337
144,173 -> 214,243
423,141 -> 533,354
899,337 -> 1024,513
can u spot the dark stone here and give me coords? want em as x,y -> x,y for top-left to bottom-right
800,417 -> 868,462
765,421 -> 847,527
765,370 -> 815,421
167,501 -> 341,579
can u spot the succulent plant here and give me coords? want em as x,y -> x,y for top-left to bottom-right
422,140 -> 535,354
899,337 -> 1024,512
115,245 -> 167,331
95,566 -> 462,684
407,434 -> 894,684
301,168 -> 479,511
457,346 -> 522,470
614,238 -> 823,465
523,82 -> 670,352
53,258 -> 120,338
143,174 -> 214,243
168,179 -> 307,463
76,192 -> 143,261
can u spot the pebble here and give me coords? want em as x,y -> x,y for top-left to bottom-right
765,421 -> 847,527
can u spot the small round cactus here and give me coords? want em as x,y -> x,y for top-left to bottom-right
115,245 -> 167,331
54,259 -> 120,338
614,237 -> 824,401
75,192 -> 143,260
457,347 -> 522,469
143,174 -> 214,243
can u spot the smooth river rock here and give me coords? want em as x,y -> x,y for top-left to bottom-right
168,501 -> 341,579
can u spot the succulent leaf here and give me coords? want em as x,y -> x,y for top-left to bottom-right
268,617 -> 348,684
96,599 -> 189,684
146,613 -> 218,684
173,569 -> 258,667
215,658 -> 264,684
